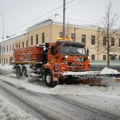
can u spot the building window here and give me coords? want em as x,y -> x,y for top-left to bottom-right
7,46 -> 8,52
111,37 -> 114,46
6,58 -> 8,64
19,42 -> 20,48
71,33 -> 75,40
26,40 -> 29,47
10,45 -> 11,51
59,32 -> 63,38
31,36 -> 33,45
103,36 -> 106,46
119,56 -> 120,60
91,35 -> 95,45
103,55 -> 106,60
4,58 -> 5,64
91,55 -> 95,60
36,34 -> 39,44
119,38 -> 120,47
0,45 -> 2,53
22,42 -> 24,48
81,34 -> 86,45
2,47 -> 4,52
42,33 -> 45,43
110,54 -> 116,60
12,44 -> 14,50
15,43 -> 18,48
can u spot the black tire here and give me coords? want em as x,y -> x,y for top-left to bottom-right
45,70 -> 54,87
16,68 -> 22,79
22,68 -> 28,79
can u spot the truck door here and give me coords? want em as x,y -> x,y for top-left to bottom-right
48,46 -> 59,64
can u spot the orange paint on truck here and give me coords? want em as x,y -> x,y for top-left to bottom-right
13,39 -> 90,87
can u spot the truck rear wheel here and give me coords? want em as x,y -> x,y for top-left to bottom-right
22,68 -> 28,79
45,71 -> 54,87
16,68 -> 22,79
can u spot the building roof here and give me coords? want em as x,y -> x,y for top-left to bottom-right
0,31 -> 27,44
0,16 -> 99,43
28,16 -> 98,31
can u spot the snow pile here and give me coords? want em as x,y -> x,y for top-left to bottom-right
1,74 -> 120,96
0,94 -> 38,120
100,67 -> 118,74
51,84 -> 120,96
0,65 -> 120,95
0,64 -> 13,71
0,74 -> 51,94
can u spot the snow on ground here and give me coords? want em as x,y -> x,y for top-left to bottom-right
100,67 -> 119,74
1,65 -> 120,95
1,72 -> 120,96
1,65 -> 120,117
0,94 -> 38,120
0,64 -> 13,71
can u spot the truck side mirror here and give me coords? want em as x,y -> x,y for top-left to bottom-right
45,43 -> 49,48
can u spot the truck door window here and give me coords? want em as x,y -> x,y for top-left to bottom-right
51,46 -> 58,55
51,46 -> 55,55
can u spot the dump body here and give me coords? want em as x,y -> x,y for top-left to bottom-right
14,46 -> 42,64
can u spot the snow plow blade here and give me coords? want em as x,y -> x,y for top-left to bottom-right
62,70 -> 120,86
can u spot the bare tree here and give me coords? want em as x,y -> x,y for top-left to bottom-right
96,2 -> 120,68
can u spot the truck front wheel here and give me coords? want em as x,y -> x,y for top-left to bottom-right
45,71 -> 54,87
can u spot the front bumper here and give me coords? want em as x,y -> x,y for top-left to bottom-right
62,71 -> 100,81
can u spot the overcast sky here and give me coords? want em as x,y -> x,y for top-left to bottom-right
0,0 -> 120,41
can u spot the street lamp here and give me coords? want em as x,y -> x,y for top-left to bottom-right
0,14 -> 5,65
63,0 -> 66,39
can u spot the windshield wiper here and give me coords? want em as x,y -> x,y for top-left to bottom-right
75,51 -> 82,55
68,51 -> 75,54
62,51 -> 73,55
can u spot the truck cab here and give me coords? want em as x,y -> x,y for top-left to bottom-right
44,39 -> 90,86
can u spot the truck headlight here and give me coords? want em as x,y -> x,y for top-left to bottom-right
54,64 -> 58,72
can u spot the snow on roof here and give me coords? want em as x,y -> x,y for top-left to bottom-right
0,31 -> 27,43
50,15 -> 98,28
0,15 -> 99,42
28,15 -> 99,31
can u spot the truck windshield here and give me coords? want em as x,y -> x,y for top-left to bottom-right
60,44 -> 86,55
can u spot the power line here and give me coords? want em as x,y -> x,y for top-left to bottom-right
6,0 -> 75,35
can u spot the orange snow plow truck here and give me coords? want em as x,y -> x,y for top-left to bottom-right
13,39 -> 90,87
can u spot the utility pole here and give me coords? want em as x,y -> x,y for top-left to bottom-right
63,0 -> 66,39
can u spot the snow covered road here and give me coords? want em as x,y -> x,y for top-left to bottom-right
0,65 -> 120,119
0,79 -> 119,120
0,88 -> 38,120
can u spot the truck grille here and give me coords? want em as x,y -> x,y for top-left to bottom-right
68,63 -> 85,71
